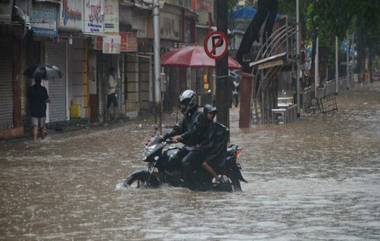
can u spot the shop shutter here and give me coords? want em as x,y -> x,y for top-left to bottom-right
45,42 -> 67,123
68,39 -> 86,118
0,39 -> 13,130
125,53 -> 139,113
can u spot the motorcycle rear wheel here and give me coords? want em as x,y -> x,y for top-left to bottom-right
231,178 -> 242,191
225,169 -> 243,192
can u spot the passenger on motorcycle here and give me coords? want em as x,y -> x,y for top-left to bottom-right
200,105 -> 229,184
200,105 -> 220,181
163,89 -> 209,188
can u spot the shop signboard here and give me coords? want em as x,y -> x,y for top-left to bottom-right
83,0 -> 104,34
31,3 -> 59,39
59,0 -> 83,31
102,34 -> 120,54
120,32 -> 137,52
104,0 -> 119,33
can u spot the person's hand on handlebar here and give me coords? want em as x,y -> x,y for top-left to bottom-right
172,135 -> 183,143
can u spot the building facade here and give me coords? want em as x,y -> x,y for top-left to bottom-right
0,0 -> 202,140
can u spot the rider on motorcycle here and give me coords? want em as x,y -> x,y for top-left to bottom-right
163,89 -> 209,188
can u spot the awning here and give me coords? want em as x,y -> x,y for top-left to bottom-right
250,52 -> 287,70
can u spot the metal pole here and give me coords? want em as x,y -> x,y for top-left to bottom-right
296,0 -> 300,115
153,0 -> 162,133
335,36 -> 339,93
314,36 -> 319,98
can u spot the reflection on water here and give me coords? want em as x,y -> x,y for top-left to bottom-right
1,87 -> 380,240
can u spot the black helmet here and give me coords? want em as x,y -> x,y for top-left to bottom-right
179,89 -> 197,114
203,104 -> 217,114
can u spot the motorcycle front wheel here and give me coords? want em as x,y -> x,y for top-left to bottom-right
123,170 -> 160,188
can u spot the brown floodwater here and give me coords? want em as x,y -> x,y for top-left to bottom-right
1,84 -> 380,240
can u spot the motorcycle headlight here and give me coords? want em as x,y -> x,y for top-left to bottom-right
143,144 -> 159,161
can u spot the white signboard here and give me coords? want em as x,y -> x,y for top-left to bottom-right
104,0 -> 119,33
103,34 -> 121,54
59,0 -> 83,31
83,0 -> 104,34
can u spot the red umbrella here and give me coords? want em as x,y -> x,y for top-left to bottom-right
161,46 -> 241,69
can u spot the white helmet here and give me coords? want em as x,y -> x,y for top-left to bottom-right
179,89 -> 197,114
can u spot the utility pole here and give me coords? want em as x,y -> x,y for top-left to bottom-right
215,0 -> 230,127
296,0 -> 300,115
153,0 -> 162,133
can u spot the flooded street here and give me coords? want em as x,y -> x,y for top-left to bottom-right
1,84 -> 380,241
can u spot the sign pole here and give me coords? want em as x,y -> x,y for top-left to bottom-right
215,0 -> 230,128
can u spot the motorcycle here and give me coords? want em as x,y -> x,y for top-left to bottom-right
123,133 -> 247,192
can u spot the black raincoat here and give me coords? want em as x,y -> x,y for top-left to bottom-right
200,122 -> 229,167
164,110 -> 208,147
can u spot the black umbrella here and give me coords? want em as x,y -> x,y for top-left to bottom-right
24,64 -> 63,80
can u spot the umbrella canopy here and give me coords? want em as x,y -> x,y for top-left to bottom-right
161,46 -> 241,69
24,64 -> 63,80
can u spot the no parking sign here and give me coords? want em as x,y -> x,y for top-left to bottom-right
204,31 -> 229,60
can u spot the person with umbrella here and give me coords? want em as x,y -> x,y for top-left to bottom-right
28,72 -> 50,142
24,64 -> 61,141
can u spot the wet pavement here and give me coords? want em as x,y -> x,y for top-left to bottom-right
1,83 -> 380,241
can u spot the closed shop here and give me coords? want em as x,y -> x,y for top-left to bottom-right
0,38 -> 13,130
124,53 -> 139,117
45,41 -> 68,123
